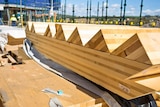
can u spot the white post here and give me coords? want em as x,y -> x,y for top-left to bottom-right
20,0 -> 23,27
49,0 -> 54,20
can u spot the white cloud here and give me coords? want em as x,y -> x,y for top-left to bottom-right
64,2 -> 96,17
130,7 -> 135,11
143,9 -> 152,15
154,9 -> 160,15
61,2 -> 160,17
155,9 -> 160,12
143,9 -> 160,15
126,7 -> 136,16
107,4 -> 120,16
66,3 -> 72,15
126,10 -> 135,16
111,4 -> 120,8
75,3 -> 87,16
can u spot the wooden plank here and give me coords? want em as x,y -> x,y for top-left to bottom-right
101,28 -> 160,34
5,44 -> 19,51
126,47 -> 145,60
101,28 -> 160,52
76,25 -> 100,45
10,50 -> 23,64
26,21 -> 33,31
128,64 -> 160,80
31,23 -> 35,33
25,24 -> 29,32
0,60 -> 105,107
33,40 -> 154,99
31,22 -> 49,35
55,24 -> 66,41
111,34 -> 139,55
48,23 -> 56,37
27,32 -> 148,75
110,32 -> 160,80
101,29 -> 137,52
135,75 -> 160,91
7,35 -> 24,45
43,25 -> 52,37
34,44 -> 153,100
111,34 -> 151,64
7,55 -> 17,64
26,23 -> 160,100
137,33 -> 160,65
85,30 -> 109,52
61,24 -> 77,40
67,27 -> 83,45
26,32 -> 154,100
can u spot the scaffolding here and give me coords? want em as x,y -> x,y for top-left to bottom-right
0,0 -> 61,25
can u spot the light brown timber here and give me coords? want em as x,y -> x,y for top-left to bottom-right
26,31 -> 153,100
25,22 -> 160,100
0,59 -> 107,107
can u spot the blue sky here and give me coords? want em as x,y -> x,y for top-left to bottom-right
60,0 -> 160,16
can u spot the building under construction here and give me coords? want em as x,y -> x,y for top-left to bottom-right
0,0 -> 61,24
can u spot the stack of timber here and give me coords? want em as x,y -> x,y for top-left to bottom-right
0,25 -> 26,45
0,59 -> 107,107
0,40 -> 108,107
26,22 -> 160,101
7,35 -> 24,45
0,48 -> 23,66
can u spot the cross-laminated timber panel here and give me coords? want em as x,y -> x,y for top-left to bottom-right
85,30 -> 109,52
25,21 -> 33,32
101,28 -> 160,53
29,22 -> 148,52
30,22 -> 50,35
111,33 -> 151,64
67,27 -> 83,45
25,22 -> 160,100
54,24 -> 66,40
126,33 -> 160,80
26,31 -> 154,100
43,25 -> 52,37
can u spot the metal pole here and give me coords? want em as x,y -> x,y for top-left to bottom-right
49,0 -> 54,21
105,0 -> 108,21
89,0 -> 92,23
120,0 -> 123,25
139,0 -> 143,26
123,0 -> 126,23
102,1 -> 104,21
61,5 -> 64,21
20,0 -> 23,27
51,0 -> 53,10
7,9 -> 10,25
86,0 -> 89,23
97,1 -> 99,22
64,0 -> 66,21
72,4 -> 75,23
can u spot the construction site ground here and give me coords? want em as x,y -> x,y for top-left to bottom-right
0,47 -> 107,107
1,23 -> 160,107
